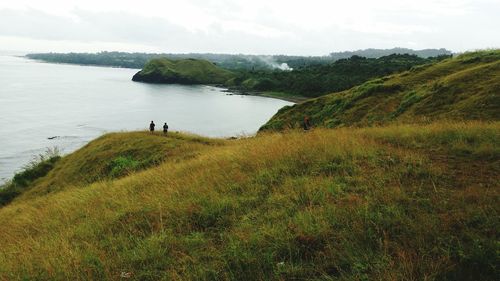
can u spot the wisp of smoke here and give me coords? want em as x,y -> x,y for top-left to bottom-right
257,56 -> 293,71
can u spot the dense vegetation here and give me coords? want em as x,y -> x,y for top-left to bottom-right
26,48 -> 451,71
261,50 -> 500,131
0,122 -> 498,280
0,151 -> 60,206
132,58 -> 234,84
227,54 -> 450,98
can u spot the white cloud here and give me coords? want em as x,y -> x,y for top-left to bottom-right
0,0 -> 499,54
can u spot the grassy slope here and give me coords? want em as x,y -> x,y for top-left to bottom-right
17,132 -> 224,199
260,50 -> 500,131
0,122 -> 498,280
132,58 -> 235,84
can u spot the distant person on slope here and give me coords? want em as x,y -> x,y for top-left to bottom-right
303,116 -> 311,130
149,121 -> 155,133
163,122 -> 169,135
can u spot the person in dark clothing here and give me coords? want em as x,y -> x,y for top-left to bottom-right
149,121 -> 155,133
163,122 -> 169,135
303,116 -> 311,130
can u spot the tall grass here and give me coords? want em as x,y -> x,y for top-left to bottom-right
18,131 -> 224,199
0,122 -> 498,280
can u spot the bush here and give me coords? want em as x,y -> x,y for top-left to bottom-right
0,148 -> 60,206
108,156 -> 141,178
391,91 -> 425,118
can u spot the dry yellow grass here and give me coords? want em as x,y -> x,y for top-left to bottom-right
0,122 -> 498,280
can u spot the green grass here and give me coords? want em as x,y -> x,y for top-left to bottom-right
0,122 -> 498,280
132,58 -> 235,84
260,50 -> 500,131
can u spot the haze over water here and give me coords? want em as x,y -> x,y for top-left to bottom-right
0,55 -> 292,183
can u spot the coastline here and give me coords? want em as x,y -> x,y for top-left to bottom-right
24,56 -> 307,103
22,56 -> 141,70
220,87 -> 307,103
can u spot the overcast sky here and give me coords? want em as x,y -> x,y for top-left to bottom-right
0,0 -> 499,55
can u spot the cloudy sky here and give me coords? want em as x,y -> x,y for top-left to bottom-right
0,0 -> 499,55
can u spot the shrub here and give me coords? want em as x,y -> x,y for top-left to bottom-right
0,148 -> 60,206
108,156 -> 141,178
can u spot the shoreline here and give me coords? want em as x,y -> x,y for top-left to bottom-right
23,56 -> 308,103
220,87 -> 307,103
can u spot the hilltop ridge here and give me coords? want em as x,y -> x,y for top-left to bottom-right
260,50 -> 500,131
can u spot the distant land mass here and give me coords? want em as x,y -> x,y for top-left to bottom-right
26,48 -> 452,71
329,47 -> 453,60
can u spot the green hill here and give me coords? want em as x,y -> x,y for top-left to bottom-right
132,58 -> 235,84
17,132 -> 223,199
260,50 -> 500,131
0,122 -> 499,280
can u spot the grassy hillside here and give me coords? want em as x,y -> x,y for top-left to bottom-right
16,132 -> 224,200
260,50 -> 500,131
0,122 -> 498,280
132,58 -> 235,84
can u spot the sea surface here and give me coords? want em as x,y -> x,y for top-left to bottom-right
0,55 -> 292,183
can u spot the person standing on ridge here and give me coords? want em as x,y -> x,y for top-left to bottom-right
163,122 -> 169,135
303,116 -> 311,130
149,121 -> 155,133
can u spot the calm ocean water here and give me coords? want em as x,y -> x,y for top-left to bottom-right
0,55 -> 292,183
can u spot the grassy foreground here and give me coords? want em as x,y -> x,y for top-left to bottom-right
0,122 -> 498,280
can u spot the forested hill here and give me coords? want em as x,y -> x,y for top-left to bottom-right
26,48 -> 451,70
260,50 -> 500,131
226,54 -> 450,98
